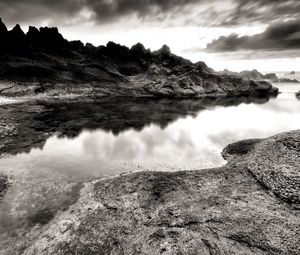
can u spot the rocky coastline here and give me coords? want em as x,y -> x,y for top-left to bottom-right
222,69 -> 300,83
0,129 -> 297,255
1,18 -> 299,255
0,18 -> 278,98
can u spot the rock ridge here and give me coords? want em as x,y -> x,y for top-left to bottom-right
0,18 -> 278,98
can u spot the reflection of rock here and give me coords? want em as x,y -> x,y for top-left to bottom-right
20,130 -> 300,255
0,175 -> 9,198
0,19 -> 278,98
0,96 -> 273,157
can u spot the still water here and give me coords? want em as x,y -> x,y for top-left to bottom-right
0,82 -> 300,247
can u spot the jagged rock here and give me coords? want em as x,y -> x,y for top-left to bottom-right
6,24 -> 30,55
85,42 -> 95,49
0,17 -> 7,34
0,19 -> 279,98
18,130 -> 300,255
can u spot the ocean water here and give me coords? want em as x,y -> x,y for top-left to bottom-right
0,80 -> 299,249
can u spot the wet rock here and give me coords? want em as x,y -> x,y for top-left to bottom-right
20,130 -> 300,255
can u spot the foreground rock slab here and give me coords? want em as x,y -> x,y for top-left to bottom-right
19,130 -> 300,255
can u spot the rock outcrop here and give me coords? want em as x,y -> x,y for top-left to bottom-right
11,130 -> 299,255
222,69 -> 299,83
0,19 -> 278,98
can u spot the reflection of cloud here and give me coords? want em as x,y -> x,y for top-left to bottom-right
80,125 -> 196,165
2,95 -> 300,181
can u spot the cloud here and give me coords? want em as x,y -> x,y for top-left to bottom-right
205,19 -> 300,52
0,0 -> 198,26
0,0 -> 299,27
222,0 -> 300,26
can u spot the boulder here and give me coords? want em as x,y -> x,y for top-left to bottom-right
21,130 -> 300,255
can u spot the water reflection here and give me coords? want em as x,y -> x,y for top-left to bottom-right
0,89 -> 300,252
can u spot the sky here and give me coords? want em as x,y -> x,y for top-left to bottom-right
0,0 -> 300,72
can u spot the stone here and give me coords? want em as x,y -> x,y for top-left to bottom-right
19,130 -> 300,255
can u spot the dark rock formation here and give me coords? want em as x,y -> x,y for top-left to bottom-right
222,69 -> 299,83
296,91 -> 300,99
14,130 -> 300,255
0,18 -> 7,34
0,19 -> 278,98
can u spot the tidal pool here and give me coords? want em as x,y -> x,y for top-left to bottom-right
0,82 -> 300,250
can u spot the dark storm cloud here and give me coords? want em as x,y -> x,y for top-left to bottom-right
223,0 -> 300,26
84,0 -> 198,20
0,0 -> 198,25
0,0 -> 299,26
205,19 -> 300,52
0,0 -> 83,24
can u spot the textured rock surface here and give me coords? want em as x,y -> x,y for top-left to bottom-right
0,20 -> 278,98
14,130 -> 300,255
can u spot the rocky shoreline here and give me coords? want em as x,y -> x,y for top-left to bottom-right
222,69 -> 300,84
0,19 -> 278,98
0,130 -> 294,255
0,95 -> 275,157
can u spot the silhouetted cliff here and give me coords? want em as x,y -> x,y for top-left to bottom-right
0,18 -> 278,98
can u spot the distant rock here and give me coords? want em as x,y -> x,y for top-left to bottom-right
0,19 -> 279,98
296,91 -> 300,99
278,78 -> 300,83
222,69 -> 299,83
288,71 -> 296,75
